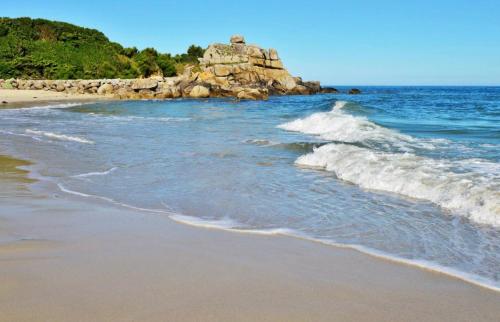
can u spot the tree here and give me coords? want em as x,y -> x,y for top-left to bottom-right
156,54 -> 176,77
0,17 -> 206,79
187,45 -> 204,58
135,48 -> 160,77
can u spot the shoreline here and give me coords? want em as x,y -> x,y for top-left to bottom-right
1,150 -> 500,321
169,213 -> 500,293
0,89 -> 111,106
54,180 -> 500,293
0,97 -> 500,293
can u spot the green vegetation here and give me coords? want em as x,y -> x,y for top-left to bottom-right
0,17 -> 205,79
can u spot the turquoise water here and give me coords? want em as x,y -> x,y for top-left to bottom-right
1,87 -> 499,289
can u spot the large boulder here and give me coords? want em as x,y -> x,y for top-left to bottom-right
214,64 -> 232,77
320,87 -> 339,94
97,83 -> 114,95
33,80 -> 45,90
132,78 -> 158,90
55,82 -> 66,92
269,48 -> 279,60
230,34 -> 245,44
138,89 -> 156,99
236,87 -> 268,100
303,81 -> 321,93
189,85 -> 210,98
292,85 -> 311,95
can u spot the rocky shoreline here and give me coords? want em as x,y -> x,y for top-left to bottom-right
0,35 -> 350,101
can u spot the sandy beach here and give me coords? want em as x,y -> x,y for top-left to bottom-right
0,152 -> 499,322
1,7 -> 499,322
0,89 -> 109,106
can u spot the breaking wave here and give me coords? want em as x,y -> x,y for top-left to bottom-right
72,167 -> 118,178
11,102 -> 86,111
279,101 -> 500,227
25,129 -> 94,144
278,101 -> 438,152
87,113 -> 191,123
295,144 -> 499,226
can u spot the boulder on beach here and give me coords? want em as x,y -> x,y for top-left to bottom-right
97,83 -> 114,95
132,79 -> 158,90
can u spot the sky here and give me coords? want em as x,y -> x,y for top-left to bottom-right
2,0 -> 500,85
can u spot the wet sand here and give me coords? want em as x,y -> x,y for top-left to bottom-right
0,154 -> 499,321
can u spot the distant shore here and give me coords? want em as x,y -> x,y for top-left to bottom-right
0,147 -> 499,321
0,89 -> 111,107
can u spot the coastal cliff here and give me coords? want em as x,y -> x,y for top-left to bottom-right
1,35 -> 336,100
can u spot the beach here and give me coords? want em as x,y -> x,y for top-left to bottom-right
1,6 -> 499,321
0,89 -> 110,106
1,153 -> 499,321
1,89 -> 499,321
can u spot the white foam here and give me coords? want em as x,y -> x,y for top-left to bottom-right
332,100 -> 348,110
278,101 -> 434,151
311,237 -> 500,292
296,143 -> 500,227
454,159 -> 500,179
57,183 -> 175,214
170,214 -> 295,235
57,183 -> 94,198
244,139 -> 281,147
169,214 -> 240,229
88,114 -> 191,123
26,129 -> 94,144
5,102 -> 87,111
0,129 -> 44,141
72,167 -> 117,178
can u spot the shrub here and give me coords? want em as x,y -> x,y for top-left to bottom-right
0,17 -> 205,79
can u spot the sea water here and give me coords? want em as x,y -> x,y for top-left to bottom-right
1,87 -> 499,290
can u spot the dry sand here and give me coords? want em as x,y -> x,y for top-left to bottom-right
0,156 -> 499,322
0,89 -> 109,106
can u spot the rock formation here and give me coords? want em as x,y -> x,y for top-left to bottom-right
196,35 -> 322,98
0,35 -> 337,100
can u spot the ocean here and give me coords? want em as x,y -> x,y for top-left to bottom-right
1,86 -> 499,290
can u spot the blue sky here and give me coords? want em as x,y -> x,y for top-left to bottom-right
3,0 -> 500,85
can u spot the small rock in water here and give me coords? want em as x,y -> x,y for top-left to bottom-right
321,87 -> 339,94
348,88 -> 361,94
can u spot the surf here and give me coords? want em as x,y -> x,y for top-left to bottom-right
295,143 -> 500,226
25,129 -> 94,144
279,101 -> 500,226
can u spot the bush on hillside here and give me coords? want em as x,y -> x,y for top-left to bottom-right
0,17 -> 205,79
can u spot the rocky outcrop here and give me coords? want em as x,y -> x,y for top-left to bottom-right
0,35 -> 336,100
196,35 -> 321,98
